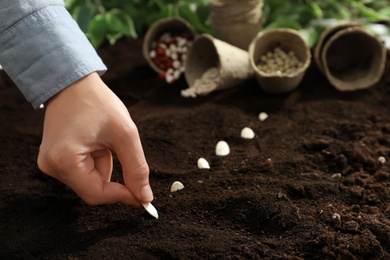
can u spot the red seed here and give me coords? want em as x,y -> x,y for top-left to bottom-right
156,46 -> 165,56
166,74 -> 175,83
154,57 -> 166,70
168,39 -> 177,45
166,59 -> 173,69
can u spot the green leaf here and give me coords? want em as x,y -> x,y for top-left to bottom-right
264,19 -> 302,31
308,1 -> 323,18
65,0 -> 86,12
72,5 -> 95,33
352,2 -> 390,21
327,1 -> 352,20
144,6 -> 172,27
87,14 -> 107,48
124,4 -> 154,35
178,3 -> 211,33
378,6 -> 390,17
193,1 -> 210,22
299,28 -> 320,48
267,3 -> 304,22
105,9 -> 137,38
106,32 -> 124,45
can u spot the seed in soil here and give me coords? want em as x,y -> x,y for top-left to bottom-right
378,156 -> 386,164
241,127 -> 255,139
215,140 -> 230,156
197,158 -> 210,169
257,47 -> 303,76
258,112 -> 268,121
150,32 -> 192,84
142,203 -> 159,219
331,173 -> 342,179
332,213 -> 341,222
170,181 -> 185,192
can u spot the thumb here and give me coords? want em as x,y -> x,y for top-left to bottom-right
112,123 -> 154,204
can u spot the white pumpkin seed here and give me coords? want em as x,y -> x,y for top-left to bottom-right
166,74 -> 174,84
172,60 -> 181,69
215,140 -> 230,156
149,50 -> 156,59
241,127 -> 255,139
332,213 -> 341,222
142,203 -> 159,219
258,112 -> 268,121
197,158 -> 210,169
173,70 -> 181,80
378,156 -> 386,164
170,181 -> 185,192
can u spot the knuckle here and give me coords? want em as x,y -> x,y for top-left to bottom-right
132,162 -> 150,180
138,162 -> 150,174
119,121 -> 139,138
37,142 -> 77,175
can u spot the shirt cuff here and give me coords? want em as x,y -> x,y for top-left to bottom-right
0,5 -> 107,109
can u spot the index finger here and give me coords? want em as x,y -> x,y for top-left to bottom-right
110,121 -> 153,204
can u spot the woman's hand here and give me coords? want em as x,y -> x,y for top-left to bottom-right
37,72 -> 153,207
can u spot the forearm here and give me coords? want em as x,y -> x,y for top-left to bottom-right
0,0 -> 107,109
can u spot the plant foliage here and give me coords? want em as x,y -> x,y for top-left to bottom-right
65,0 -> 210,48
65,0 -> 390,48
262,0 -> 390,46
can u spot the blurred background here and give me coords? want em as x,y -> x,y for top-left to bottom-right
64,0 -> 390,49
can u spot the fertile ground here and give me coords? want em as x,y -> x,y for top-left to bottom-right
0,39 -> 389,259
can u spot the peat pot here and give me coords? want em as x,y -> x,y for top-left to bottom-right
249,28 -> 311,93
208,0 -> 263,50
315,23 -> 386,91
142,17 -> 197,74
182,34 -> 254,97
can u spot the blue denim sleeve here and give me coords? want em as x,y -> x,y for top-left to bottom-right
0,0 -> 107,109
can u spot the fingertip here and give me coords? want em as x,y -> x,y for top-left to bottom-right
139,184 -> 154,203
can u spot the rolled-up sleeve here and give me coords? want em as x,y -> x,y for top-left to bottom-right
0,0 -> 107,109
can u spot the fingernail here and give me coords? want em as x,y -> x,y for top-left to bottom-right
140,185 -> 154,202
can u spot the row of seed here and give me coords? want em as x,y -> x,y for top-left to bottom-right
170,112 -> 269,195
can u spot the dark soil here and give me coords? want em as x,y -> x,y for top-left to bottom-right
1,39 -> 389,259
